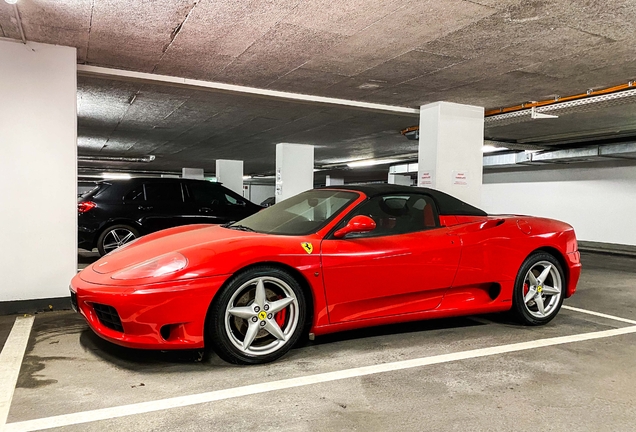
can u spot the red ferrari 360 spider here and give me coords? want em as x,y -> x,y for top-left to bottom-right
70,185 -> 581,364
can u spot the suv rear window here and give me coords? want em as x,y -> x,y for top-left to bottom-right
144,182 -> 184,203
79,183 -> 110,201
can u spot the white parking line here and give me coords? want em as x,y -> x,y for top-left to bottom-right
0,316 -> 35,430
5,324 -> 636,432
562,305 -> 636,325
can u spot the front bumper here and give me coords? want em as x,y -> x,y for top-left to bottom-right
70,273 -> 229,349
565,250 -> 581,298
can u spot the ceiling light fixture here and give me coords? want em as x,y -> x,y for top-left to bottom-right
5,0 -> 18,4
347,158 -> 401,168
78,155 -> 156,163
482,145 -> 509,153
101,173 -> 132,180
358,83 -> 381,90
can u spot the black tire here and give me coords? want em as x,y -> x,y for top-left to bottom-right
512,252 -> 565,326
96,224 -> 139,256
208,266 -> 307,365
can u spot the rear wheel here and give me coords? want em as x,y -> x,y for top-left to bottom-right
96,224 -> 139,256
512,252 -> 565,325
208,267 -> 306,365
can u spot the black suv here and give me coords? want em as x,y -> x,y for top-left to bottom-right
78,178 -> 262,256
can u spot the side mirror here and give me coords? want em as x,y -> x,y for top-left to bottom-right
333,215 -> 376,239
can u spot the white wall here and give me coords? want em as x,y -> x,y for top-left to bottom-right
418,101 -> 484,207
482,163 -> 636,246
388,173 -> 412,185
215,159 -> 243,195
247,185 -> 275,205
182,167 -> 204,179
0,40 -> 77,302
275,143 -> 314,203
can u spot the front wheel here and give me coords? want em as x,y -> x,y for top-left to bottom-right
512,252 -> 565,325
96,224 -> 139,256
208,267 -> 306,364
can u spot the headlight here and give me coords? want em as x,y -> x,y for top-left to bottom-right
111,252 -> 188,280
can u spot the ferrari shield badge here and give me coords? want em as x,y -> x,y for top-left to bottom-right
301,242 -> 313,254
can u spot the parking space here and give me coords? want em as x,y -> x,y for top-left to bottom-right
3,252 -> 636,431
0,315 -> 19,353
3,2 -> 636,430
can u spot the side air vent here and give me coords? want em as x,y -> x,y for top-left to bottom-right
488,283 -> 502,300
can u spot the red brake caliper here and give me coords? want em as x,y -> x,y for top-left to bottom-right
523,283 -> 529,296
274,295 -> 287,327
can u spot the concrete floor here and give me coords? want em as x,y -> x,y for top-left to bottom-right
77,250 -> 99,271
3,252 -> 636,431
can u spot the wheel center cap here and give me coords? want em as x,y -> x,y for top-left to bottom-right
258,311 -> 267,321
537,286 -> 543,293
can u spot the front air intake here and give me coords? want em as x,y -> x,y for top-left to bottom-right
92,303 -> 124,333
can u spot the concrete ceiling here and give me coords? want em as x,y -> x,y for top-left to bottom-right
2,0 -> 636,177
77,76 -> 418,174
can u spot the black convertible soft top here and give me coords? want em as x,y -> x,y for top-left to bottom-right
321,184 -> 488,217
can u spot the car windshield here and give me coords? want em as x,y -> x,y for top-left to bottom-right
227,189 -> 359,235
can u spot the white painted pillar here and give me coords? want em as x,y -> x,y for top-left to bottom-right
275,143 -> 314,203
388,174 -> 411,186
182,167 -> 204,180
215,160 -> 243,195
417,101 -> 484,207
0,41 -> 77,304
325,175 -> 344,186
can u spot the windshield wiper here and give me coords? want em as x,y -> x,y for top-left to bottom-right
225,224 -> 256,232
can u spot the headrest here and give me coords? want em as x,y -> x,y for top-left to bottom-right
379,197 -> 409,217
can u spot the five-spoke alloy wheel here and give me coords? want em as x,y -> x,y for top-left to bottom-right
209,266 -> 306,364
512,252 -> 565,325
97,224 -> 139,256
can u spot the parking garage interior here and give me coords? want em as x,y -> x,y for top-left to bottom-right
1,0 -> 636,431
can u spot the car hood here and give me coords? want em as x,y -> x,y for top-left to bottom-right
81,225 -> 266,285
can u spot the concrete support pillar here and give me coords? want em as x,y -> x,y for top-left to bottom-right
275,143 -> 314,203
388,174 -> 411,186
0,41 -> 77,307
182,167 -> 204,180
215,160 -> 243,195
325,175 -> 344,186
417,101 -> 484,207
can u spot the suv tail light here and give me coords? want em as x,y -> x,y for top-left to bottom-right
78,201 -> 96,213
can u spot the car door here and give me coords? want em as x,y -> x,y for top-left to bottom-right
320,193 -> 462,324
139,181 -> 188,232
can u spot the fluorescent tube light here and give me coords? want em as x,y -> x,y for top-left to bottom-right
347,158 -> 401,168
101,173 -> 132,180
482,145 -> 509,153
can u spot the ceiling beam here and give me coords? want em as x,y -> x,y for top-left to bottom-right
77,65 -> 420,117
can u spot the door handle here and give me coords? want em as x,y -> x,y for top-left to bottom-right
138,205 -> 153,211
199,207 -> 213,214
